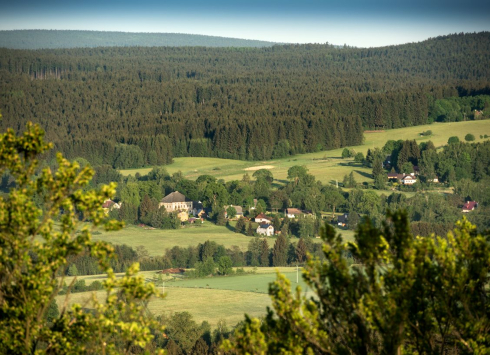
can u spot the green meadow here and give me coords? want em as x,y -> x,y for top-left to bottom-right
90,222 -> 257,256
57,268 -> 311,328
120,120 -> 490,186
88,218 -> 350,256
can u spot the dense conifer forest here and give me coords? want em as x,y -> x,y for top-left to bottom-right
1,32 -> 489,168
0,30 -> 279,49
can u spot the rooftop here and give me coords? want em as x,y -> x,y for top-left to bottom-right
161,191 -> 192,203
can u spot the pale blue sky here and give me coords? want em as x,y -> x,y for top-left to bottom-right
1,0 -> 489,47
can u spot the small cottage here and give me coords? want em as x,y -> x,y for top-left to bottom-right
256,223 -> 274,237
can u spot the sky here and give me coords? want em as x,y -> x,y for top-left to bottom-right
1,0 -> 490,47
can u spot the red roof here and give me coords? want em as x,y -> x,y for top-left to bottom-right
286,208 -> 303,215
102,200 -> 115,208
255,213 -> 269,219
463,201 -> 477,211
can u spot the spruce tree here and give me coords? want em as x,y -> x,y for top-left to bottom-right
259,239 -> 270,267
247,222 -> 254,236
295,238 -> 308,264
235,217 -> 246,233
273,215 -> 281,231
272,234 -> 288,267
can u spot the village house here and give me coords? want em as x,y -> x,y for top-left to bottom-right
337,213 -> 349,227
192,201 -> 206,217
159,191 -> 193,213
102,199 -> 121,214
285,208 -> 303,218
254,213 -> 271,223
401,174 -> 417,185
387,173 -> 417,185
462,201 -> 478,213
177,211 -> 189,222
256,223 -> 274,237
224,205 -> 244,219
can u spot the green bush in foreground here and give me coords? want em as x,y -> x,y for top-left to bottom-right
225,211 -> 490,354
0,120 -> 164,354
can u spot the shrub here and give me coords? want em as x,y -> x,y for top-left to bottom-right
448,136 -> 460,144
465,133 -> 475,141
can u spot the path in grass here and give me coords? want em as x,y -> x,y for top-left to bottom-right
120,120 -> 490,186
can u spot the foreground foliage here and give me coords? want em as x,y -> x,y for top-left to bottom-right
0,120 -> 164,354
225,211 -> 490,354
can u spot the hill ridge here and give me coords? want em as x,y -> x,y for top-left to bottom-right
0,29 -> 280,49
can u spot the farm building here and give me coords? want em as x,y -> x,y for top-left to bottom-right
160,191 -> 193,212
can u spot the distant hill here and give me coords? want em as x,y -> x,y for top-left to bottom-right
0,30 -> 280,49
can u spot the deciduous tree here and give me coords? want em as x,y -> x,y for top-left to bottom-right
0,121 -> 164,354
225,212 -> 490,354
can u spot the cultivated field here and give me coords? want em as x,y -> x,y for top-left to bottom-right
56,268 -> 311,328
120,120 -> 490,186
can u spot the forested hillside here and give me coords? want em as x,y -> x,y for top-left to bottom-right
0,30 -> 279,49
0,32 -> 489,168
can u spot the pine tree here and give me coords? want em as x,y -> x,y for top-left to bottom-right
259,239 -> 270,267
372,157 -> 385,189
235,217 -> 246,233
247,222 -> 254,236
139,194 -> 157,224
295,238 -> 308,264
273,215 -> 281,231
216,208 -> 226,226
67,264 -> 78,276
272,234 -> 289,267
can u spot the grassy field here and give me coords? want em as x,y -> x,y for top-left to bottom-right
56,267 -> 311,328
167,270 -> 309,294
90,222 -> 258,256
89,219 -> 350,256
120,120 -> 490,186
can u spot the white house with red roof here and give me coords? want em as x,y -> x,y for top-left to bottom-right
254,213 -> 271,223
102,199 -> 121,214
462,201 -> 478,213
285,208 -> 303,218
